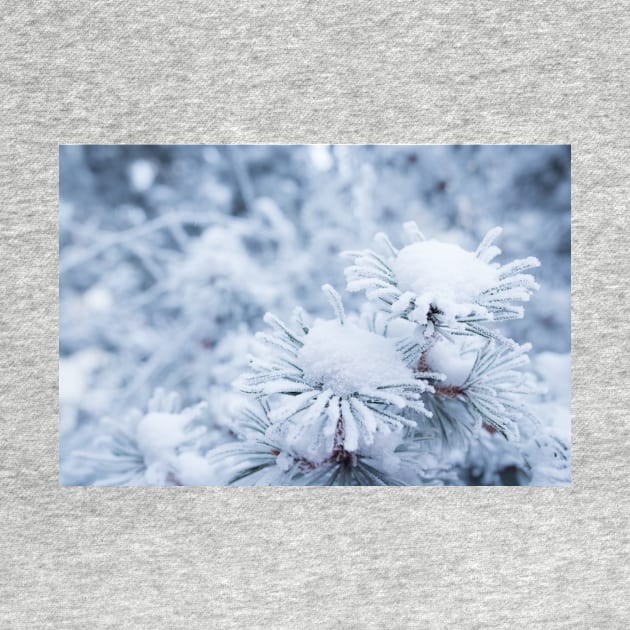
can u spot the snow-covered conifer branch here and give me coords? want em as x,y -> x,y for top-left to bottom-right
75,212 -> 563,485
67,389 -> 210,486
344,222 -> 540,356
200,221 -> 564,485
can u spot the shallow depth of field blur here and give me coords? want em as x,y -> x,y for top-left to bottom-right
59,144 -> 570,485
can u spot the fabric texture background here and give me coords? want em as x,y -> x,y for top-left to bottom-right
1,2 -> 628,628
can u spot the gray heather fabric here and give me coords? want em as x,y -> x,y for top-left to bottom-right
1,2 -> 628,628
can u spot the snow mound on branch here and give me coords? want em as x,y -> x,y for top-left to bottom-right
425,339 -> 477,386
132,391 -> 208,484
298,319 -> 412,396
136,412 -> 197,463
392,241 -> 499,320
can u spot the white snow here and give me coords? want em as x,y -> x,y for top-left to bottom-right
59,348 -> 110,434
59,348 -> 109,406
83,286 -> 113,312
136,412 -> 194,462
532,352 -> 571,444
298,319 -> 413,396
128,159 -> 156,192
175,452 -> 216,485
424,339 -> 476,386
135,401 -> 206,479
309,145 -> 334,171
533,352 -> 571,404
391,240 -> 499,320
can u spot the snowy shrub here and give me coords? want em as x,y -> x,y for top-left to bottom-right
66,390 -> 212,486
60,145 -> 570,486
206,223 -> 569,486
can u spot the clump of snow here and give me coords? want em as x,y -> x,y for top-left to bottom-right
533,352 -> 571,404
298,319 -> 412,396
359,428 -> 407,474
175,451 -> 216,485
370,310 -> 416,338
83,286 -> 113,312
532,352 -> 571,445
59,348 -> 110,434
59,348 -> 109,407
134,391 -> 208,481
136,412 -> 199,464
391,241 -> 499,321
424,339 -> 476,386
309,145 -> 334,171
128,159 -> 157,192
